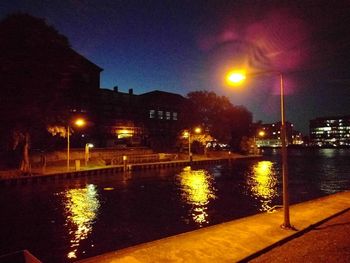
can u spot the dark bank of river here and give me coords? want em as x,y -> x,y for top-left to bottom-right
0,148 -> 349,262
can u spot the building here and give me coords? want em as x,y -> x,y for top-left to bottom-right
59,49 -> 103,114
292,130 -> 304,145
309,116 -> 350,147
93,87 -> 143,147
255,122 -> 295,147
0,14 -> 186,153
94,88 -> 187,150
0,42 -> 103,149
139,90 -> 187,150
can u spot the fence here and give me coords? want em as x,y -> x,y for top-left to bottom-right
111,153 -> 177,165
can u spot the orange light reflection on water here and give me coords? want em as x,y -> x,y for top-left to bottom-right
247,161 -> 278,212
179,166 -> 217,226
61,184 -> 100,260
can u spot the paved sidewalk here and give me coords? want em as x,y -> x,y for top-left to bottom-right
78,191 -> 350,263
250,208 -> 350,262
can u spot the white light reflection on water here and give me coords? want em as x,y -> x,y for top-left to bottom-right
246,161 -> 278,212
178,166 -> 217,226
60,184 -> 100,259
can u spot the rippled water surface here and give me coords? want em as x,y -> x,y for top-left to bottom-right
0,148 -> 349,262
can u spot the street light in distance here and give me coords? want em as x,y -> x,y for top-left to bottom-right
67,117 -> 87,171
183,127 -> 202,162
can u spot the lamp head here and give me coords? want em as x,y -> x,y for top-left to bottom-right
226,70 -> 246,86
74,118 -> 86,127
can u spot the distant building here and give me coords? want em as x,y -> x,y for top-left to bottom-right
309,116 -> 350,147
256,122 -> 297,147
59,49 -> 103,113
95,88 -> 187,150
139,90 -> 187,150
94,87 -> 143,147
292,130 -> 304,145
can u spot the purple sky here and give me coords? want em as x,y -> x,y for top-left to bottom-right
2,0 -> 350,134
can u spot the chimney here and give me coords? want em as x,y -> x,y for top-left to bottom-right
128,88 -> 133,95
113,86 -> 119,92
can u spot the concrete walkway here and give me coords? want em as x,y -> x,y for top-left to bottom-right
251,208 -> 350,262
78,191 -> 350,263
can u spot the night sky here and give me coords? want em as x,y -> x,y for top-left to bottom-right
2,0 -> 350,134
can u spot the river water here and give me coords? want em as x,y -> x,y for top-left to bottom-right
0,148 -> 349,262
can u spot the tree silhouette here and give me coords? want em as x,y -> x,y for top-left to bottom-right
186,90 -> 252,151
0,13 -> 72,170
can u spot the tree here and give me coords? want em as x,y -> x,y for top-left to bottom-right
186,90 -> 252,151
176,129 -> 213,154
0,13 -> 71,170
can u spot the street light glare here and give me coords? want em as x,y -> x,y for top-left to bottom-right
258,131 -> 266,137
74,118 -> 86,127
194,127 -> 202,134
183,131 -> 189,138
226,70 -> 246,86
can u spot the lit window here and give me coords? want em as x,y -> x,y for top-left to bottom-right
158,111 -> 163,119
166,111 -> 171,120
149,110 -> 155,119
173,112 -> 178,120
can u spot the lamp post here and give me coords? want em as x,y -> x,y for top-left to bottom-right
67,125 -> 70,171
183,127 -> 201,162
67,118 -> 86,171
226,70 -> 292,229
183,131 -> 192,161
85,143 -> 94,167
255,130 -> 266,150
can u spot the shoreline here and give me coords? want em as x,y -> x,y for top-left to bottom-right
0,154 -> 262,185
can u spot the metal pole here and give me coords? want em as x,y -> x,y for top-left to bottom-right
188,132 -> 191,161
253,135 -> 256,155
123,155 -> 127,171
85,144 -> 89,167
280,73 -> 291,229
67,125 -> 70,171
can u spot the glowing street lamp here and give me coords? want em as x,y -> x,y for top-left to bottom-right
226,70 -> 292,229
75,118 -> 86,127
226,70 -> 246,86
67,118 -> 86,171
254,130 -> 266,152
258,130 -> 266,137
183,127 -> 202,162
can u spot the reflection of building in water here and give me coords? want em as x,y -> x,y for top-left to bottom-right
178,166 -> 216,226
61,184 -> 100,259
246,161 -> 278,212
